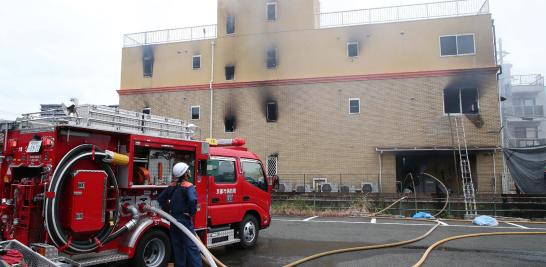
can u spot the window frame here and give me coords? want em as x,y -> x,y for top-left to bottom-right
209,156 -> 237,184
348,98 -> 360,114
443,88 -> 480,115
266,47 -> 278,69
226,15 -> 236,35
225,65 -> 235,81
266,101 -> 278,122
190,105 -> 200,120
240,158 -> 268,192
439,33 -> 476,57
192,55 -> 201,70
224,116 -> 235,133
266,2 -> 277,21
347,41 -> 359,58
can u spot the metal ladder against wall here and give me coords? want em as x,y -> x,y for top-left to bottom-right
452,115 -> 478,217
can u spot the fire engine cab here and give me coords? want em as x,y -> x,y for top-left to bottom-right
0,104 -> 273,266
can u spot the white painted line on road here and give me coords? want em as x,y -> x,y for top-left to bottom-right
370,218 -> 377,223
271,218 -> 546,231
505,222 -> 529,229
436,220 -> 449,226
302,216 -> 319,222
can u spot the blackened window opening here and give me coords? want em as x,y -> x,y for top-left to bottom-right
267,48 -> 277,68
347,42 -> 358,57
443,88 -> 479,114
267,2 -> 277,21
225,65 -> 235,80
142,45 -> 154,77
226,15 -> 235,34
225,117 -> 236,132
266,101 -> 278,122
192,55 -> 201,69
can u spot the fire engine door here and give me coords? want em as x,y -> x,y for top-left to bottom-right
240,159 -> 271,218
207,157 -> 242,225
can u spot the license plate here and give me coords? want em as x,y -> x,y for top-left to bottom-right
27,140 -> 42,153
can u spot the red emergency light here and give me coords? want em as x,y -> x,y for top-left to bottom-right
42,137 -> 54,148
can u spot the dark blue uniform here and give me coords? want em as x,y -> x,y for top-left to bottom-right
158,181 -> 201,267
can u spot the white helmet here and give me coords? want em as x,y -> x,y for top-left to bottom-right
173,162 -> 190,178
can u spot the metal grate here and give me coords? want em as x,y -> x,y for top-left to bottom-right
267,156 -> 278,177
0,240 -> 58,267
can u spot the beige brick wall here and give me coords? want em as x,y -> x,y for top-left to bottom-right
120,72 -> 502,194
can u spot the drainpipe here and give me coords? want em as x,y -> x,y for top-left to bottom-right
378,151 -> 383,193
209,40 -> 216,139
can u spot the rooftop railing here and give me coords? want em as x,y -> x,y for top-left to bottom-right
511,74 -> 545,86
319,0 -> 489,28
123,24 -> 217,47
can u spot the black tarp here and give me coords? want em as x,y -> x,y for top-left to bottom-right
504,146 -> 546,194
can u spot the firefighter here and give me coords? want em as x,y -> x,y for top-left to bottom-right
158,162 -> 202,267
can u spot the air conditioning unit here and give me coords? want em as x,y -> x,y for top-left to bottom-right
340,185 -> 357,193
361,182 -> 379,193
277,183 -> 293,193
312,178 -> 328,192
318,182 -> 339,193
295,184 -> 311,193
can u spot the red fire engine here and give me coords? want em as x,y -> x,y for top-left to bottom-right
0,104 -> 274,266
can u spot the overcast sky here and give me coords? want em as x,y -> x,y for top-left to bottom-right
1,0 -> 545,120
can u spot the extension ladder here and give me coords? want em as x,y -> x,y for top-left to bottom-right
452,115 -> 478,218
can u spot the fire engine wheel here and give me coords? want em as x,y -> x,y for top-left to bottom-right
131,229 -> 171,267
238,215 -> 259,248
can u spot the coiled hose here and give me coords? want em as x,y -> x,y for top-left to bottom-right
45,144 -> 124,253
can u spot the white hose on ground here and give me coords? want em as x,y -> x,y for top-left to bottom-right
144,205 -> 218,267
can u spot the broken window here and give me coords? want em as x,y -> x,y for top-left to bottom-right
142,107 -> 151,115
142,45 -> 154,77
443,88 -> 479,114
266,2 -> 277,21
191,106 -> 200,120
440,34 -> 475,56
225,65 -> 235,80
267,47 -> 277,69
349,98 -> 360,114
347,41 -> 359,57
225,116 -> 235,132
226,15 -> 235,34
266,101 -> 278,122
192,55 -> 201,69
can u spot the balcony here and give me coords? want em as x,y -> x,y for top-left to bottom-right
123,24 -> 217,47
511,75 -> 545,86
509,138 -> 546,148
504,105 -> 544,119
319,0 -> 489,28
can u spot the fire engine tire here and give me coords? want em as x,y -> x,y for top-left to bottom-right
238,215 -> 259,248
131,229 -> 172,267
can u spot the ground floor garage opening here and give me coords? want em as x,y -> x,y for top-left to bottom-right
395,151 -> 477,195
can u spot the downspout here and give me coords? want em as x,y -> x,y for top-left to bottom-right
378,151 -> 383,193
209,40 -> 216,139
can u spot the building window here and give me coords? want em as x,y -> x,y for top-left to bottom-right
226,15 -> 235,34
349,98 -> 360,114
266,47 -> 277,69
225,116 -> 235,133
192,55 -> 201,69
266,101 -> 278,122
142,107 -> 151,115
440,34 -> 475,56
225,65 -> 235,80
267,155 -> 278,176
347,42 -> 359,57
443,88 -> 479,114
191,106 -> 200,120
266,2 -> 277,21
142,45 -> 154,77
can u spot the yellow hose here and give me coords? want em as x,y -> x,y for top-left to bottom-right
194,234 -> 228,267
412,231 -> 546,267
370,196 -> 408,216
283,223 -> 441,267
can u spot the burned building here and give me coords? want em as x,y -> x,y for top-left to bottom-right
118,0 -> 503,195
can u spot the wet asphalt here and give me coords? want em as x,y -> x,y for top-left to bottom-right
211,216 -> 546,267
